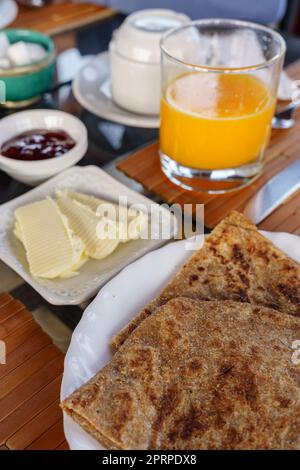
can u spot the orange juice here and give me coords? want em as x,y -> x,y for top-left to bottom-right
160,73 -> 275,170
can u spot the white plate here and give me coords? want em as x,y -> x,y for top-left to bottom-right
0,0 -> 18,29
0,165 -> 176,305
72,52 -> 159,129
61,229 -> 300,450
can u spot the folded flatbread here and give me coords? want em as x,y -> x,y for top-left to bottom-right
112,211 -> 300,352
62,298 -> 300,450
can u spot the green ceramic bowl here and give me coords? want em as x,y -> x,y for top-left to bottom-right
0,29 -> 56,108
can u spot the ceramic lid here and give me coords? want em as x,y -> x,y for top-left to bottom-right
110,9 -> 190,64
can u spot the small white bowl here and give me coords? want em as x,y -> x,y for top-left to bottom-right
109,9 -> 189,115
0,109 -> 88,185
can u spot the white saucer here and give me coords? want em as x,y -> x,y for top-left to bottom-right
72,52 -> 159,129
0,0 -> 18,29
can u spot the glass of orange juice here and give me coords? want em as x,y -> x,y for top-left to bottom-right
160,19 -> 286,193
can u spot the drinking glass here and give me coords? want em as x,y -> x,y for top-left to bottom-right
160,19 -> 286,193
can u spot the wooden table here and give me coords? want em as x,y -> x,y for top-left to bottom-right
0,293 -> 67,450
11,1 -> 116,53
11,1 -> 116,36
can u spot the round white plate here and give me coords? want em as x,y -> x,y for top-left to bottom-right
72,52 -> 159,129
0,0 -> 18,29
61,229 -> 300,450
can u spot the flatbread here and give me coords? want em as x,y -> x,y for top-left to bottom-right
112,211 -> 300,352
62,298 -> 300,450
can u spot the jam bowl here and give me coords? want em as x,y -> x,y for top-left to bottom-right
0,29 -> 56,108
0,109 -> 88,185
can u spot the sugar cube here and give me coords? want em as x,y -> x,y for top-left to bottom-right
7,41 -> 32,66
0,58 -> 11,69
0,33 -> 9,58
27,43 -> 47,63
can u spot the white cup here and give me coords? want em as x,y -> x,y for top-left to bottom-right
109,9 -> 189,116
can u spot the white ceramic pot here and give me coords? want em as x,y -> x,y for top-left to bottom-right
109,9 -> 189,116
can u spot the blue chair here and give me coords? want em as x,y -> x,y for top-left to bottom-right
103,0 -> 287,24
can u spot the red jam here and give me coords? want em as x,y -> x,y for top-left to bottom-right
1,129 -> 76,161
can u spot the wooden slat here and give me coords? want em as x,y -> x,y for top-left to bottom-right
0,300 -> 27,324
0,344 -> 61,400
259,190 -> 300,231
56,440 -> 69,450
0,293 -> 12,309
0,293 -> 67,450
273,212 -> 300,233
0,372 -> 63,443
0,357 -> 63,427
4,319 -> 40,355
0,308 -> 32,340
0,329 -> 52,380
7,400 -> 62,450
11,2 -> 115,36
26,420 -> 66,450
117,61 -> 300,233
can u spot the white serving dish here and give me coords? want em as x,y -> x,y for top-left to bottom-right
109,9 -> 189,115
0,165 -> 177,305
61,229 -> 300,449
0,109 -> 88,185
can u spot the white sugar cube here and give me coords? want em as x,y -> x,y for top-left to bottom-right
7,41 -> 46,67
0,33 -> 9,58
7,41 -> 32,66
27,43 -> 47,63
0,57 -> 11,69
